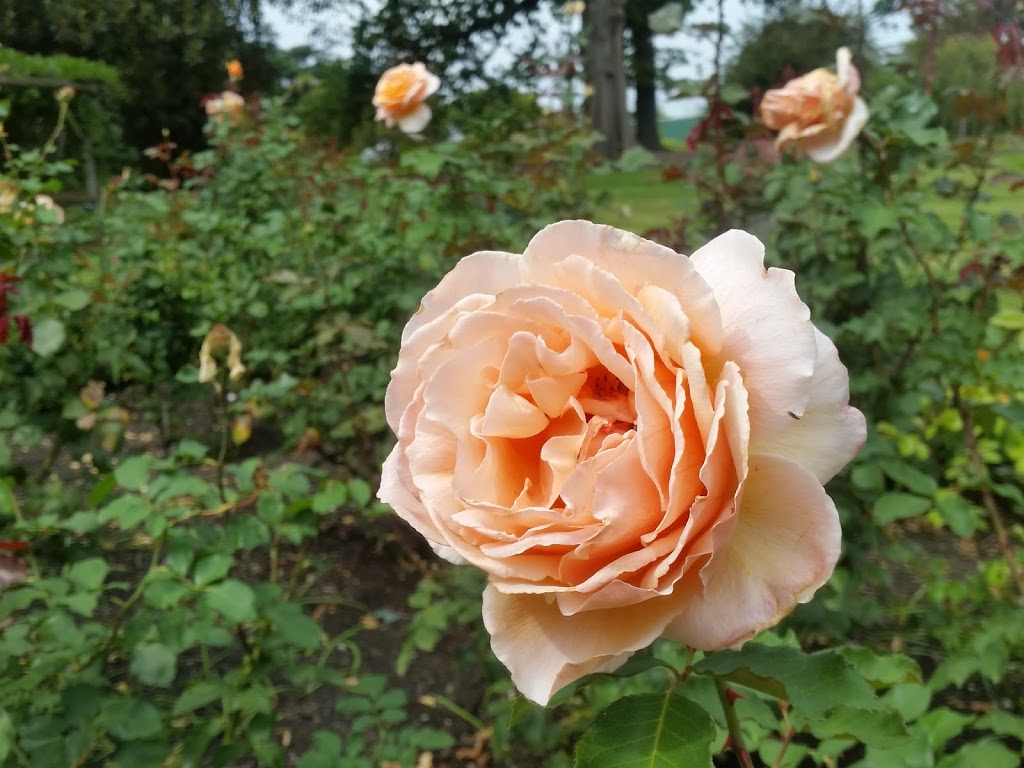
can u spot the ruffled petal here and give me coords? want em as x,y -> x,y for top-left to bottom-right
753,327 -> 866,483
804,98 -> 869,164
397,103 -> 433,134
665,453 -> 841,649
483,584 -> 682,704
689,230 -> 817,437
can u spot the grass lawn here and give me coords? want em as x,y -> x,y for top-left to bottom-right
587,134 -> 1024,234
586,168 -> 695,233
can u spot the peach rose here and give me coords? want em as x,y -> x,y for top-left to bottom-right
372,62 -> 440,135
226,59 -> 244,81
760,47 -> 869,164
34,194 -> 65,225
379,221 -> 865,705
204,91 -> 245,123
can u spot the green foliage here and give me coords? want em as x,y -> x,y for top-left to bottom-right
574,689 -> 717,767
932,35 -> 1024,136
0,82 -> 600,767
0,47 -> 119,85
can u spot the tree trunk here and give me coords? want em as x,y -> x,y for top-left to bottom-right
586,0 -> 632,159
629,8 -> 662,151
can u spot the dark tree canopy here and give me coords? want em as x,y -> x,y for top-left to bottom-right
0,0 -> 278,152
728,7 -> 867,92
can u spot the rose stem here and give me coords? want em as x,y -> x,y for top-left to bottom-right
715,677 -> 754,768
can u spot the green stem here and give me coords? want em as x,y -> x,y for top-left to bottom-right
215,370 -> 229,503
715,678 -> 754,768
425,692 -> 488,733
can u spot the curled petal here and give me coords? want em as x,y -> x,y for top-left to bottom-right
665,454 -> 841,650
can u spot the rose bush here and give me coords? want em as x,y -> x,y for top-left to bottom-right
379,220 -> 865,704
373,62 -> 441,135
760,47 -> 869,163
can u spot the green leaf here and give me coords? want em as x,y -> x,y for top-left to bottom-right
859,204 -> 899,238
936,494 -> 981,538
192,554 -> 233,587
130,643 -> 177,688
142,573 -> 190,609
203,579 -> 256,624
400,149 -> 447,180
836,647 -> 921,688
693,645 -> 878,720
573,690 -> 717,768
973,710 -> 1024,741
936,739 -> 1020,768
98,495 -> 153,530
60,511 -> 101,533
54,289 -> 92,311
990,309 -> 1024,330
31,317 -> 66,358
265,603 -> 322,650
881,462 -> 937,496
347,478 -> 372,508
172,681 -> 225,716
0,708 -> 12,764
873,493 -> 931,525
883,683 -> 931,722
100,699 -> 163,740
297,731 -> 344,768
114,456 -> 151,490
915,707 -> 975,753
66,558 -> 109,591
803,704 -> 909,748
312,481 -> 348,514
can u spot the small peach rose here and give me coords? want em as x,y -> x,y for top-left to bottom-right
372,62 -> 441,135
226,59 -> 244,81
204,91 -> 245,123
760,47 -> 869,164
379,220 -> 865,705
34,194 -> 65,225
0,182 -> 18,215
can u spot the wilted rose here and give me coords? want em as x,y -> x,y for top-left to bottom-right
379,220 -> 865,704
372,62 -> 440,135
198,324 -> 246,384
760,47 -> 869,164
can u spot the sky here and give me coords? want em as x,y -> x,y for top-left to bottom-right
264,1 -> 913,119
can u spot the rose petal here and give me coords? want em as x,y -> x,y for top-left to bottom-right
522,220 -> 723,354
804,97 -> 869,164
397,103 -> 433,134
689,230 -> 817,436
665,453 -> 841,650
483,584 -> 683,704
754,327 -> 866,483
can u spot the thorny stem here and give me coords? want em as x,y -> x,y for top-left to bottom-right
215,368 -> 230,503
771,702 -> 796,768
715,677 -> 754,768
897,218 -> 943,334
954,387 -> 1024,599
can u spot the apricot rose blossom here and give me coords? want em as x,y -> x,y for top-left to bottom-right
760,47 -> 869,164
379,221 -> 865,705
372,62 -> 440,135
